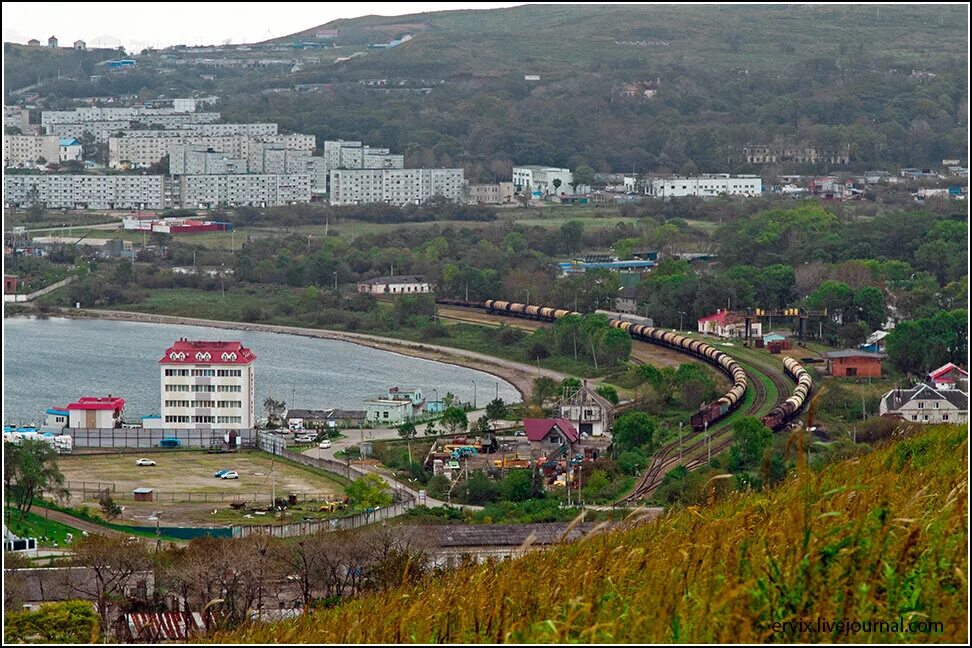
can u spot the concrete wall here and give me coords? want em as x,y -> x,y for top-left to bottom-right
63,427 -> 257,448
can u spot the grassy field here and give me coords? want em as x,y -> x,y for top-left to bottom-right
57,450 -> 346,526
4,508 -> 80,548
216,424 -> 968,643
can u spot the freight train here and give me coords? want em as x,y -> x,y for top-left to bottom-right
760,356 -> 813,430
437,298 -> 758,432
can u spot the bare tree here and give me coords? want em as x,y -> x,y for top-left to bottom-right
67,535 -> 152,638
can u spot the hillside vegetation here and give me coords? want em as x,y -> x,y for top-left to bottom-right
215,425 -> 968,643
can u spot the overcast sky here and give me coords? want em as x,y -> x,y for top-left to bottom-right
2,2 -> 525,51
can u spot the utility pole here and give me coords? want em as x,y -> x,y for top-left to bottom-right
472,381 -> 477,409
679,422 -> 683,459
705,420 -> 710,463
334,271 -> 338,291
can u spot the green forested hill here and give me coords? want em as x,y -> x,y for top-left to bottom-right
5,5 -> 968,176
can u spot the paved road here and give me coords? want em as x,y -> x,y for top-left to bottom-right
300,414 -> 496,510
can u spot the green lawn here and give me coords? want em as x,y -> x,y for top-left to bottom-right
4,508 -> 80,548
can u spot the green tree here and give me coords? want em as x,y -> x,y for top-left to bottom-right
3,601 -> 99,644
571,165 -> 596,191
500,469 -> 535,502
729,417 -> 773,471
460,471 -> 500,504
97,490 -> 122,522
853,286 -> 886,330
440,407 -> 469,435
5,439 -> 67,518
560,220 -> 584,254
397,420 -> 418,464
596,385 -> 620,405
617,448 -> 647,475
532,376 -> 558,404
345,474 -> 393,510
612,412 -> 658,453
485,398 -> 508,420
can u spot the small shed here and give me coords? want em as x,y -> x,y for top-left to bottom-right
821,350 -> 885,378
133,487 -> 154,502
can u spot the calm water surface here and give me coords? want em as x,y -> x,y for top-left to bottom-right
2,317 -> 519,425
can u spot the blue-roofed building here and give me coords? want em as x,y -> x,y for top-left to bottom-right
44,408 -> 69,429
105,59 -> 137,71
58,137 -> 82,162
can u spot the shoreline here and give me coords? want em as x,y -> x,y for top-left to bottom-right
22,307 -> 571,401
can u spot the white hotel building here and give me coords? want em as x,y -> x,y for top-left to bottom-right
644,174 -> 763,198
159,339 -> 257,429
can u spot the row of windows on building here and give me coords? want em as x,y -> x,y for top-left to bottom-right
164,368 -> 244,377
165,384 -> 243,392
164,400 -> 242,408
163,415 -> 243,423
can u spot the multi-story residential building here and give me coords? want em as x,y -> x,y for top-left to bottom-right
168,145 -> 247,175
556,382 -> 615,437
4,106 -> 31,133
513,166 -> 574,196
645,174 -> 762,198
41,106 -> 221,127
322,140 -> 402,170
4,135 -> 59,167
879,381 -> 968,424
741,144 -> 851,165
329,168 -> 464,206
3,174 -> 168,209
177,174 -> 311,208
159,339 -> 256,430
109,131 -> 314,169
48,121 -> 132,144
465,181 -> 514,204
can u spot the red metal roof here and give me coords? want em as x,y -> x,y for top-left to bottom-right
698,310 -> 731,325
125,612 -> 206,641
928,362 -> 968,382
160,339 -> 256,365
66,396 -> 125,411
523,418 -> 579,443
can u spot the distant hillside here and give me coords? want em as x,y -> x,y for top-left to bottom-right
216,425 -> 968,643
6,5 -> 967,175
221,4 -> 968,176
3,43 -> 122,94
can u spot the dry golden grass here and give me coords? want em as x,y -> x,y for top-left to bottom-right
214,425 -> 968,643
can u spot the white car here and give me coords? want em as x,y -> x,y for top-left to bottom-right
318,439 -> 332,449
135,458 -> 157,467
220,471 -> 240,480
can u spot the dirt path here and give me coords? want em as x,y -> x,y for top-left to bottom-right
45,307 -> 568,401
33,506 -> 128,537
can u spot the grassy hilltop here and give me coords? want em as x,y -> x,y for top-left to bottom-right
215,425 -> 968,643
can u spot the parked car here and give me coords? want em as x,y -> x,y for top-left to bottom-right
295,434 -> 314,443
135,458 -> 156,466
214,469 -> 230,478
220,471 -> 239,480
318,439 -> 332,449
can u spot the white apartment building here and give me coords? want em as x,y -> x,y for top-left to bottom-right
4,135 -> 59,167
646,174 -> 763,198
513,166 -> 574,196
4,106 -> 31,133
329,168 -> 464,206
178,174 -> 311,208
3,174 -> 167,209
41,107 -> 222,127
323,140 -> 402,170
48,121 -> 132,143
247,142 -> 311,174
109,132 -> 313,169
465,182 -> 514,204
159,339 -> 257,430
169,145 -> 248,174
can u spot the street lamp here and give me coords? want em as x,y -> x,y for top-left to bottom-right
472,381 -> 477,409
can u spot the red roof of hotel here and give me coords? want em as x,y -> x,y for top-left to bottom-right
160,339 -> 256,365
523,418 -> 579,443
928,363 -> 968,382
67,396 -> 126,411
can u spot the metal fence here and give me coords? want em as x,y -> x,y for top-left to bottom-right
105,490 -> 332,504
231,501 -> 413,538
64,428 -> 258,449
64,480 -> 116,494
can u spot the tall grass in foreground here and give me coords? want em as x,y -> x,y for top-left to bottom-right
215,425 -> 968,643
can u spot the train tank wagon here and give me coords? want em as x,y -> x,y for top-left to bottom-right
435,298 -> 750,433
760,356 -> 813,430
